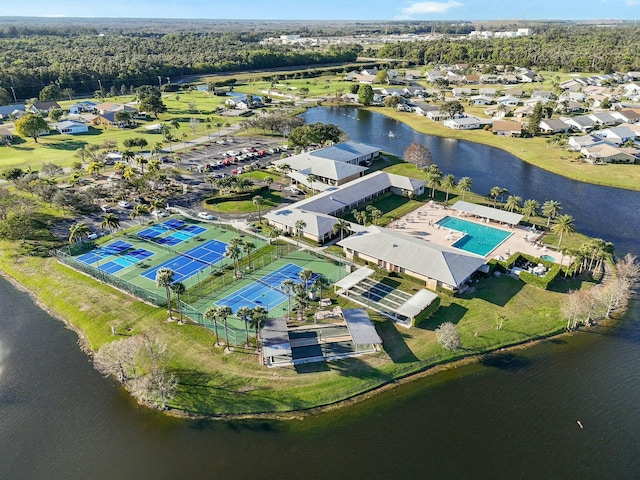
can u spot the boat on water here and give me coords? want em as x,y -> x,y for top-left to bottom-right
388,130 -> 396,138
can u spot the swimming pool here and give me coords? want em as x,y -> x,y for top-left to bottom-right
437,216 -> 512,256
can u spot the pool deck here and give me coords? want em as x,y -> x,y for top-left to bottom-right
388,202 -> 572,266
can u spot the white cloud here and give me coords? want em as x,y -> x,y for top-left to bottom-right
401,1 -> 463,16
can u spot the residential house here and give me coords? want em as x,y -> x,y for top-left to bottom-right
555,100 -> 582,114
426,110 -> 451,121
496,95 -> 520,106
404,70 -> 422,81
581,144 -> 637,164
514,105 -> 535,119
484,105 -> 512,118
587,112 -> 620,127
479,88 -> 498,97
469,95 -> 495,106
53,120 -> 89,134
29,101 -> 61,115
561,116 -> 596,133
539,119 -> 572,134
463,74 -> 480,84
492,120 -> 523,136
612,109 -> 640,124
452,87 -> 473,98
411,102 -> 439,116
403,86 -> 426,97
594,126 -> 637,145
0,127 -> 13,145
505,87 -> 525,98
68,101 -> 98,115
559,91 -> 586,103
498,74 -> 519,84
568,134 -> 605,151
425,71 -> 443,83
531,91 -> 555,103
480,74 -> 499,84
0,104 -> 26,120
443,117 -> 482,130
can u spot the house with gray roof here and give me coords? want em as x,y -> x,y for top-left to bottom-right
561,116 -> 596,133
337,226 -> 486,292
0,104 -> 26,119
308,141 -> 380,165
272,155 -> 367,188
539,119 -> 572,134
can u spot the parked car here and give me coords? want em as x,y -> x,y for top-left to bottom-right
100,205 -> 111,213
151,209 -> 167,218
198,212 -> 214,220
117,201 -> 132,209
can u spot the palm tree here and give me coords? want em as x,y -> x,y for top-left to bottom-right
113,161 -> 127,176
100,213 -> 120,236
68,221 -> 91,244
314,275 -> 331,300
169,118 -> 180,131
441,174 -> 456,204
151,141 -> 164,159
239,240 -> 254,268
332,219 -> 350,240
521,199 -> 540,222
551,214 -> 575,248
264,176 -> 274,192
204,117 -> 212,141
87,161 -> 104,178
457,176 -> 472,201
269,228 -> 282,257
121,149 -> 135,165
237,306 -> 252,347
215,122 -> 223,138
170,282 -> 186,324
224,243 -> 242,276
123,166 -> 136,181
504,195 -> 522,213
164,132 -> 175,152
370,207 -> 382,225
147,158 -> 161,173
135,156 -> 148,174
250,306 -> 267,351
281,279 -> 296,319
204,305 -> 221,345
542,200 -> 562,228
129,204 -> 148,224
306,174 -> 317,196
489,186 -> 503,208
294,219 -> 306,246
277,163 -> 291,183
425,165 -> 442,199
155,268 -> 175,320
293,284 -> 309,322
299,269 -> 314,294
252,195 -> 264,223
218,305 -> 233,350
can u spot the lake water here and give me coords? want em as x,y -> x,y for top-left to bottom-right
2,107 -> 640,479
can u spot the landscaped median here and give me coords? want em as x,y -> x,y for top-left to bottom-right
0,234 -> 586,417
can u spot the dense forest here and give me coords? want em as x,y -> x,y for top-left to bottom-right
0,28 -> 359,99
376,25 -> 640,72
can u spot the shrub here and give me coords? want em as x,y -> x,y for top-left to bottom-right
435,321 -> 461,350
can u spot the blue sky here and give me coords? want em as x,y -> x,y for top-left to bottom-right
6,0 -> 640,21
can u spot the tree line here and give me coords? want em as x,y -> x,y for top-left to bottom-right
376,25 -> 640,72
0,30 -> 359,100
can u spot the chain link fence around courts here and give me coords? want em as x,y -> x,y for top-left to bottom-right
56,248 -> 167,306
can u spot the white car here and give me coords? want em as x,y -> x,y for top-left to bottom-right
100,205 -> 112,213
117,201 -> 131,209
198,212 -> 214,220
151,209 -> 167,218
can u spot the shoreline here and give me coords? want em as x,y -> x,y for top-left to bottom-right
356,105 -> 640,193
1,262 -> 583,421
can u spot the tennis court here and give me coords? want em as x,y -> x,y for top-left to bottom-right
141,239 -> 227,283
215,263 -> 319,313
138,219 -> 207,247
76,240 -> 156,274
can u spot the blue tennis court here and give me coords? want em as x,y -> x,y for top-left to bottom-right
78,245 -> 154,274
138,221 -> 207,246
215,263 -> 318,314
140,239 -> 227,283
77,240 -> 133,265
